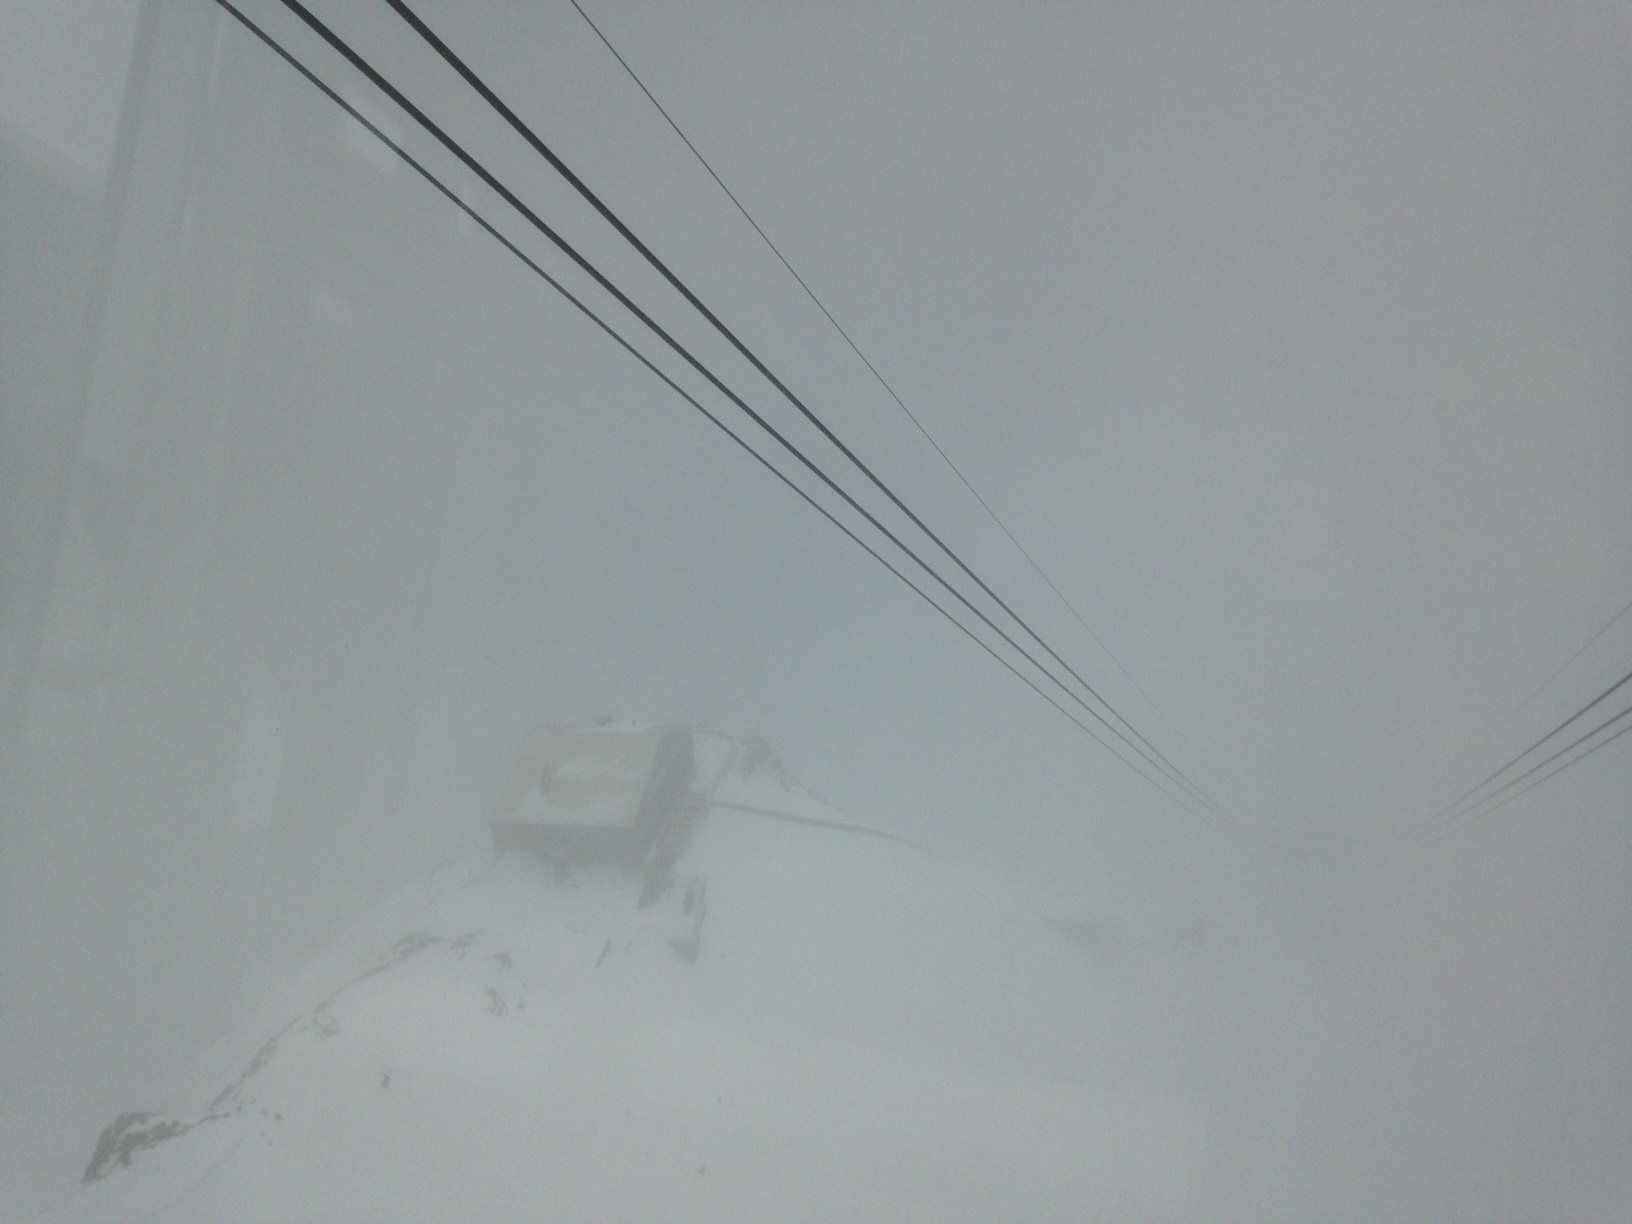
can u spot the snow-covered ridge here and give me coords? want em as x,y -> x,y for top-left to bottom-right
42,733 -> 1204,1223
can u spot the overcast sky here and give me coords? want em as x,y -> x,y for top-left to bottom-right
634,0 -> 1632,816
7,0 -> 1630,843
348,0 -> 1632,857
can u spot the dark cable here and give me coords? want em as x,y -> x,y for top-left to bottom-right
1423,663 -> 1632,833
381,0 -> 1224,817
207,0 -> 1193,811
1471,712 -> 1632,820
1437,701 -> 1632,833
267,0 -> 1209,810
1462,590 -> 1632,762
710,800 -> 926,851
564,0 -> 1196,762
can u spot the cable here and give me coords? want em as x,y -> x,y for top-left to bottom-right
1474,711 -> 1632,819
1423,663 -> 1632,834
564,0 -> 1195,759
380,0 -> 1225,819
1463,590 -> 1632,761
392,0 -> 1213,813
710,800 -> 925,851
1432,701 -> 1632,835
266,0 -> 1211,811
207,0 -> 1194,811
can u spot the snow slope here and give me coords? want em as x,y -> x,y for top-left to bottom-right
32,737 -> 1203,1222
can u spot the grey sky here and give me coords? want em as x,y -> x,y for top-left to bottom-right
552,1 -> 1632,835
9,0 -> 1625,842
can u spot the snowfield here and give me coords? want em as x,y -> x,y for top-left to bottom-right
29,739 -> 1204,1222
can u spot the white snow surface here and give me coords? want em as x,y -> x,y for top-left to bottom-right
27,742 -> 1203,1222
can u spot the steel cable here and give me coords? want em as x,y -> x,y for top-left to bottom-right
378,0 -> 1225,818
206,0 -> 1196,812
563,0 -> 1201,767
263,0 -> 1213,812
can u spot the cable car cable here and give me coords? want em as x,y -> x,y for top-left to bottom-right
1465,710 -> 1632,823
1435,700 -> 1632,835
265,0 -> 1213,811
1462,590 -> 1632,762
1421,663 -> 1632,835
563,0 -> 1199,765
377,0 -> 1224,818
206,0 -> 1195,812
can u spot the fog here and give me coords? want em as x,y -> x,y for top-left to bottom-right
2,1 -> 1630,1219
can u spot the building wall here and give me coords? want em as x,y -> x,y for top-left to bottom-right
0,0 -> 513,1099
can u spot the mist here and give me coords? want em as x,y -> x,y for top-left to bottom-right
3,1 -> 1630,1219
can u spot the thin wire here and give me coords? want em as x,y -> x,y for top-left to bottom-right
1464,590 -> 1632,759
1475,714 -> 1632,819
1422,663 -> 1632,835
564,0 -> 1197,760
207,0 -> 1194,812
270,0 -> 1211,812
1433,701 -> 1632,835
380,0 -> 1224,819
710,800 -> 926,851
